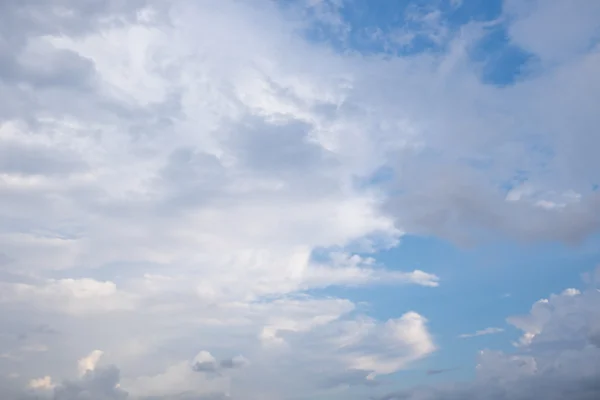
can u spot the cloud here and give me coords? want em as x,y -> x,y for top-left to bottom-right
191,351 -> 249,375
507,285 -> 600,349
504,0 -> 600,64
273,310 -> 437,380
378,273 -> 600,400
28,375 -> 54,390
78,350 -> 104,376
458,327 -> 504,339
54,365 -> 128,400
0,279 -> 137,314
345,312 -> 437,378
0,0 -> 599,399
122,356 -> 230,399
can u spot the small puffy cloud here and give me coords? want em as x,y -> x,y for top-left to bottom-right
78,350 -> 104,376
191,351 -> 217,373
191,351 -> 249,374
28,375 -> 54,390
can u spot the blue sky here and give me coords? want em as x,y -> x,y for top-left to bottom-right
0,0 -> 599,399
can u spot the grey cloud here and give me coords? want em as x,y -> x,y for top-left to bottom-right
32,325 -> 58,336
7,363 -> 230,400
226,117 -> 338,183
378,370 -> 600,400
192,356 -> 248,375
0,376 -> 37,400
0,142 -> 87,176
0,0 -> 149,38
191,361 -> 218,374
53,366 -> 128,400
0,31 -> 95,90
589,331 -> 600,348
156,147 -> 227,212
218,357 -> 248,370
384,164 -> 600,245
0,0 -> 156,122
0,0 -> 146,83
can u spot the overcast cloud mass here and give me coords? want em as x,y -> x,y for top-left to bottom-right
0,0 -> 599,399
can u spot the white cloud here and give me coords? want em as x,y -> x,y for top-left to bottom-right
28,375 -> 55,390
344,312 -> 437,378
0,279 -> 137,314
78,350 -> 104,376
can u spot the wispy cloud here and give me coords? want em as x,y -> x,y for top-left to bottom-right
459,327 -> 504,339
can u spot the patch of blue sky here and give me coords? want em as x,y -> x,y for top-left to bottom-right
284,0 -> 535,86
468,22 -> 537,85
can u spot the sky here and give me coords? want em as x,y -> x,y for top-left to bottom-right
0,0 -> 599,399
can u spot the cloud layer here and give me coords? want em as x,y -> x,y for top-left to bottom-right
0,0 -> 599,399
